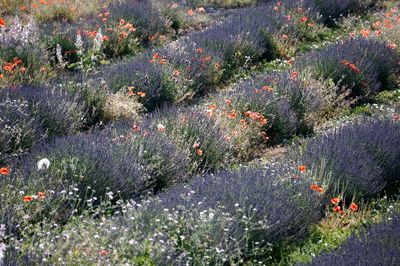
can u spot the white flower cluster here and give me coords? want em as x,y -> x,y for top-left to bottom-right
0,16 -> 39,47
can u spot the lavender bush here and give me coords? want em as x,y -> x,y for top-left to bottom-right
137,106 -> 231,172
295,38 -> 399,96
292,118 -> 400,199
0,85 -> 86,163
307,214 -> 400,266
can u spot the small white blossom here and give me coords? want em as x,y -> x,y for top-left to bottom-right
37,158 -> 50,170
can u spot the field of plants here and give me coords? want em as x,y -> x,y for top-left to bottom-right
0,0 -> 399,265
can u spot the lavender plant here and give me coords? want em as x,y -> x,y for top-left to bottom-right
295,37 -> 399,96
0,85 -> 86,163
292,118 -> 400,199
137,106 -> 231,172
307,214 -> 400,266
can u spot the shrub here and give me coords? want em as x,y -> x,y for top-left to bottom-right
136,106 -> 231,173
293,118 -> 400,199
0,98 -> 43,164
107,0 -> 170,46
95,51 -> 177,111
0,85 -> 86,162
295,37 -> 399,96
307,214 -> 400,266
0,17 -> 50,86
1,127 -> 189,229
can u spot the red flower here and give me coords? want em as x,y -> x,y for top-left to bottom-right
197,48 -> 203,54
298,165 -> 307,173
388,43 -> 397,50
333,205 -> 342,213
350,202 -> 358,212
330,197 -> 340,205
0,18 -> 6,27
137,91 -> 146,97
23,195 -> 33,203
0,167 -> 9,175
290,71 -> 299,80
99,250 -> 109,256
132,124 -> 141,132
300,16 -> 308,23
193,143 -> 200,149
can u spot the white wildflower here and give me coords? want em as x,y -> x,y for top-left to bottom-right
93,28 -> 104,53
37,158 -> 50,170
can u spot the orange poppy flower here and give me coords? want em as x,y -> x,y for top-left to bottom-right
0,74 -> 3,79
0,167 -> 9,175
188,9 -> 194,16
360,29 -> 370,38
137,91 -> 146,97
0,18 -> 6,27
193,143 -> 200,149
300,16 -> 308,23
298,165 -> 307,173
290,71 -> 299,80
310,184 -> 319,191
333,205 -> 342,213
173,69 -> 180,76
330,197 -> 340,205
152,53 -> 160,60
227,112 -> 237,119
23,196 -> 33,203
208,104 -> 217,110
159,59 -> 167,65
197,48 -> 203,54
316,186 -> 324,193
37,192 -> 46,200
99,250 -> 109,256
350,202 -> 358,212
196,149 -> 203,156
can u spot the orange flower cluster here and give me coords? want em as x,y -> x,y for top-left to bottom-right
310,184 -> 324,193
23,191 -> 46,202
341,60 -> 361,74
244,111 -> 268,126
117,19 -> 136,41
3,57 -> 24,73
127,86 -> 146,98
193,142 -> 203,156
150,53 -> 167,65
97,11 -> 110,23
187,7 -> 206,16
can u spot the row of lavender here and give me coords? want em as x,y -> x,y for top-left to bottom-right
307,213 -> 400,266
4,116 -> 399,264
